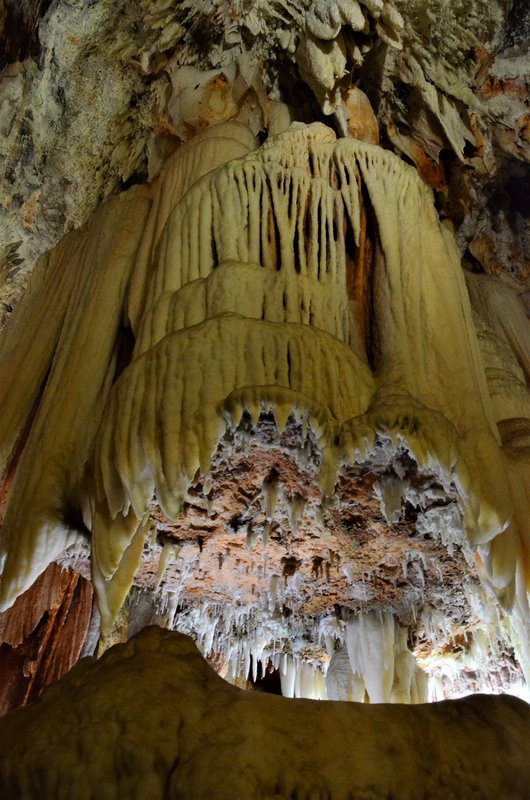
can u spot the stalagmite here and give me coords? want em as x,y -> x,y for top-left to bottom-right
326,648 -> 366,701
0,627 -> 529,800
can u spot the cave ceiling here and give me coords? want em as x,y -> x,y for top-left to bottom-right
0,0 -> 529,717
1,0 -> 529,320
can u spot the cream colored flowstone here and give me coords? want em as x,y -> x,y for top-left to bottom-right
0,626 -> 528,800
0,120 -> 528,650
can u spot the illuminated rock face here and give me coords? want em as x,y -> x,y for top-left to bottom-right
0,3 -> 529,796
0,116 -> 529,705
0,627 -> 529,800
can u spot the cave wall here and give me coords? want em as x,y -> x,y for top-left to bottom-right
0,2 -> 529,796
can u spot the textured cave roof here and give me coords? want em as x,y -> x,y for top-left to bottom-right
0,0 -> 529,325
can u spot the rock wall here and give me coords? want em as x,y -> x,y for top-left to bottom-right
0,0 -> 529,775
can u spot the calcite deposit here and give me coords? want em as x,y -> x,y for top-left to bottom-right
1,114 -> 529,704
1,627 -> 529,800
1,0 -> 529,323
0,1 -> 529,796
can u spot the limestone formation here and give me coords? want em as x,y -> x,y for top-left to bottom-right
0,2 -> 529,797
1,626 -> 529,800
0,112 -> 529,696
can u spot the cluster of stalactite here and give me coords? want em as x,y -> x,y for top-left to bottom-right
0,119 -> 528,663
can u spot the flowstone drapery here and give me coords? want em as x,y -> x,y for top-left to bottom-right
0,119 -> 529,703
1,626 -> 529,800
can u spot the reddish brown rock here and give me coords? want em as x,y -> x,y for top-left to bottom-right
0,563 -> 93,715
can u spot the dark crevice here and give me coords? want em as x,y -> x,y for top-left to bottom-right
292,222 -> 302,274
501,0 -> 530,52
113,324 -> 136,383
60,491 -> 90,535
121,168 -> 149,191
248,657 -> 282,695
268,205 -> 282,271
0,0 -> 53,68
211,230 -> 219,267
462,249 -> 486,274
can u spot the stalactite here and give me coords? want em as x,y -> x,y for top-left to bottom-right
0,2 -> 529,797
0,117 -> 528,696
